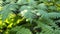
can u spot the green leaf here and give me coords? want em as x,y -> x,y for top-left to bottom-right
5,0 -> 16,3
39,0 -> 48,2
10,26 -> 32,34
20,5 -> 32,11
54,30 -> 60,34
16,28 -> 32,34
35,21 -> 53,34
48,6 -> 57,10
27,0 -> 36,5
48,12 -> 60,19
17,0 -> 27,5
1,4 -> 18,22
37,3 -> 47,10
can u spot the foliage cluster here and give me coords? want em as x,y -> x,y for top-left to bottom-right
0,0 -> 60,34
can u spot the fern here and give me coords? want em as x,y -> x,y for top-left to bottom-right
0,0 -> 60,34
1,3 -> 18,22
9,26 -> 32,34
